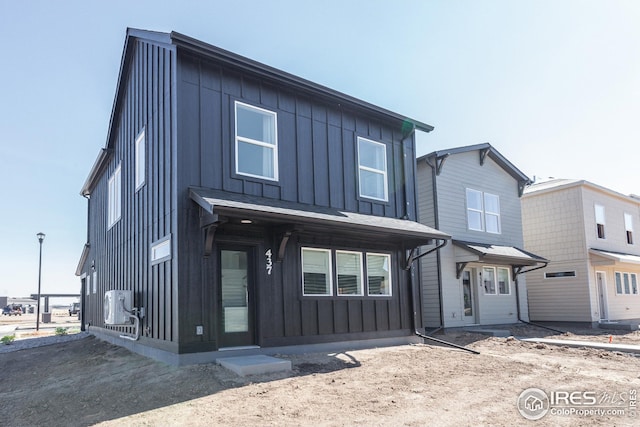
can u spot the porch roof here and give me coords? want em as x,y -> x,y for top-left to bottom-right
589,248 -> 640,265
189,187 -> 449,247
453,240 -> 548,266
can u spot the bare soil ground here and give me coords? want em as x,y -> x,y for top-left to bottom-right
1,322 -> 639,426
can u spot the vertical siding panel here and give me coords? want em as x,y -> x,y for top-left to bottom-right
342,128 -> 357,212
327,124 -> 344,209
312,119 -> 329,207
296,114 -> 313,204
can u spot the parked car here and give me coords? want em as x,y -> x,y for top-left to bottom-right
69,302 -> 80,316
2,305 -> 22,316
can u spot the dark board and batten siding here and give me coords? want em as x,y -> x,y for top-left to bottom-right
85,40 -> 177,350
175,51 -> 415,220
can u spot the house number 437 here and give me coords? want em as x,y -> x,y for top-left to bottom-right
265,249 -> 273,275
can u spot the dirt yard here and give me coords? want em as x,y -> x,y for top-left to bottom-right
1,324 -> 639,426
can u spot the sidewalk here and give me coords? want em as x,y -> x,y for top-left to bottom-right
519,337 -> 640,354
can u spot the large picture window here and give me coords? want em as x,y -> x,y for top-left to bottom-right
357,137 -> 388,201
302,248 -> 332,296
235,101 -> 278,181
466,189 -> 501,234
107,164 -> 121,228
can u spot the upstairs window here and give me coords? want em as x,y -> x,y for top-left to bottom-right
466,189 -> 501,234
235,101 -> 278,181
107,164 -> 121,228
595,204 -> 606,239
358,137 -> 388,201
625,213 -> 634,245
135,128 -> 146,190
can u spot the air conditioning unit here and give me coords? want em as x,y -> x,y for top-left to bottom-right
104,290 -> 133,325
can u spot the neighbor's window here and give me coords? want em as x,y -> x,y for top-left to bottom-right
86,274 -> 90,296
625,213 -> 634,245
235,101 -> 278,180
358,137 -> 388,201
615,271 -> 638,295
92,270 -> 97,294
497,267 -> 510,294
545,271 -> 576,279
483,267 -> 496,294
336,251 -> 363,295
135,128 -> 146,190
466,189 -> 501,234
367,253 -> 392,296
595,204 -> 606,239
151,236 -> 172,264
302,248 -> 332,296
108,164 -> 122,228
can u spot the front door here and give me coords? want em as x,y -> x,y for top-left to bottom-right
218,247 -> 256,348
596,271 -> 608,321
462,269 -> 478,325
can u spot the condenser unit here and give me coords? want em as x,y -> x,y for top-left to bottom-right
104,290 -> 133,325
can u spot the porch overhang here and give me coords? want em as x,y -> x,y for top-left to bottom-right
589,248 -> 640,266
453,240 -> 548,279
189,187 -> 449,249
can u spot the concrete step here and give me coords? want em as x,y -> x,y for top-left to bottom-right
463,328 -> 512,337
217,355 -> 292,376
598,321 -> 639,331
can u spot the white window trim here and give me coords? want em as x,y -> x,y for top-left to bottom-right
92,270 -> 97,294
301,248 -> 333,296
366,252 -> 393,297
484,193 -> 501,234
108,164 -> 122,228
482,266 -> 497,295
357,137 -> 389,202
135,128 -> 146,191
234,101 -> 278,181
151,235 -> 172,265
497,267 -> 511,295
336,250 -> 364,296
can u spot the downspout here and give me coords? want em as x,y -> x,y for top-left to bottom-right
424,156 -> 445,332
407,241 -> 479,355
513,262 -> 564,334
80,194 -> 90,332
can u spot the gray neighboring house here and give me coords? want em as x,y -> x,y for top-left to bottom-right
417,143 -> 547,328
522,179 -> 640,325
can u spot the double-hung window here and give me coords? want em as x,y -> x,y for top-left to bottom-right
336,251 -> 363,295
483,267 -> 510,295
302,248 -> 332,296
466,189 -> 501,233
366,253 -> 392,296
595,204 -> 606,239
357,137 -> 388,201
108,164 -> 121,228
235,101 -> 278,181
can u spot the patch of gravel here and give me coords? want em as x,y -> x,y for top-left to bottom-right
0,331 -> 91,353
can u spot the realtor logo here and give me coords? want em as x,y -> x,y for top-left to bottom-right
518,388 -> 550,420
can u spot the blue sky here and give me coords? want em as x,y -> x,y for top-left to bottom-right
1,0 -> 639,298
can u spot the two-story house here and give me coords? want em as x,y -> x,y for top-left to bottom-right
417,144 -> 547,328
522,179 -> 640,325
75,29 -> 449,364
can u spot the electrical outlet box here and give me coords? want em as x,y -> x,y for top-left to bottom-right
196,325 -> 203,335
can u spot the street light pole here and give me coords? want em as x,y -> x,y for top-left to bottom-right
36,232 -> 45,332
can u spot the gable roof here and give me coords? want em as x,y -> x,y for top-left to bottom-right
523,178 -> 640,205
418,143 -> 531,196
81,28 -> 434,196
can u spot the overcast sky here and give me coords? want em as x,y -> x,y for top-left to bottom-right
1,0 -> 639,298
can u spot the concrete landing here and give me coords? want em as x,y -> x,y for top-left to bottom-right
520,337 -> 640,354
217,355 -> 292,376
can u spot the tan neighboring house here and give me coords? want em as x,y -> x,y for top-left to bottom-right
522,179 -> 640,325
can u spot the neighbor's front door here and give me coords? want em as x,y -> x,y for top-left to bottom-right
218,247 -> 256,348
462,269 -> 478,325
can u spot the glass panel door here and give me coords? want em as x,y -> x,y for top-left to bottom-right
219,248 -> 255,348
